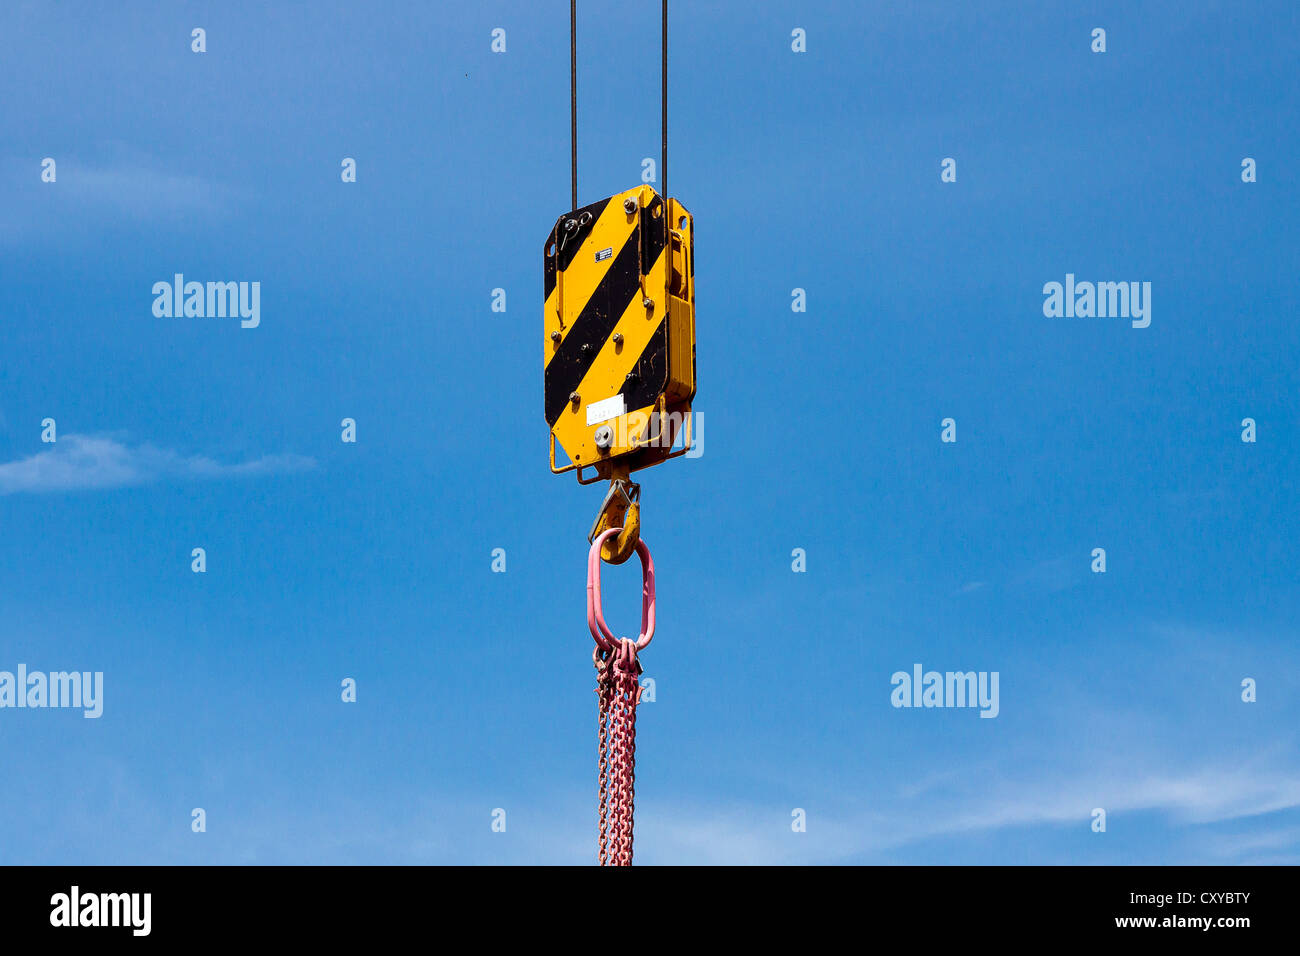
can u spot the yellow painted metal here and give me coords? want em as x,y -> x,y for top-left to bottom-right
601,501 -> 640,565
587,464 -> 641,565
545,184 -> 694,565
544,184 -> 695,482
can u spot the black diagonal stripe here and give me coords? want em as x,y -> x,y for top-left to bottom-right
543,196 -> 612,302
640,194 -> 666,277
620,315 -> 668,415
544,227 -> 641,426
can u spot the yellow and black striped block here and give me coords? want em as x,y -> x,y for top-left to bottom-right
544,184 -> 695,478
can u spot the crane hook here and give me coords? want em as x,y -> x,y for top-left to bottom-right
588,468 -> 641,565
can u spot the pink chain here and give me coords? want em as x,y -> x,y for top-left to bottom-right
588,529 -> 655,866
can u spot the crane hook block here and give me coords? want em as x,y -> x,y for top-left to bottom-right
545,185 -> 695,482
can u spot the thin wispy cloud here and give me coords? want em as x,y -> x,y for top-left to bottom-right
0,434 -> 314,495
1,156 -> 238,246
57,162 -> 234,219
626,761 -> 1300,865
1014,556 -> 1079,593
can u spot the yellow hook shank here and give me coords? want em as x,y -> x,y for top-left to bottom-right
600,501 -> 640,565
590,467 -> 641,565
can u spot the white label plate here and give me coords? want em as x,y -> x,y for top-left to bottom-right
586,394 -> 626,426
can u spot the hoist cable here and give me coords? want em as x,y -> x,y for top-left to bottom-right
570,0 -> 578,210
661,0 -> 668,199
570,2 -> 666,207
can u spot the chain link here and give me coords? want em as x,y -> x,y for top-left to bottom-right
595,637 -> 643,865
594,647 -> 612,866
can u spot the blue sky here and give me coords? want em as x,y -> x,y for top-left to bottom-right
1,0 -> 1298,864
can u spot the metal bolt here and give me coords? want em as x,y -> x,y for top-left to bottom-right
624,197 -> 638,214
612,333 -> 623,345
569,391 -> 580,406
642,297 -> 654,310
550,330 -> 561,342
